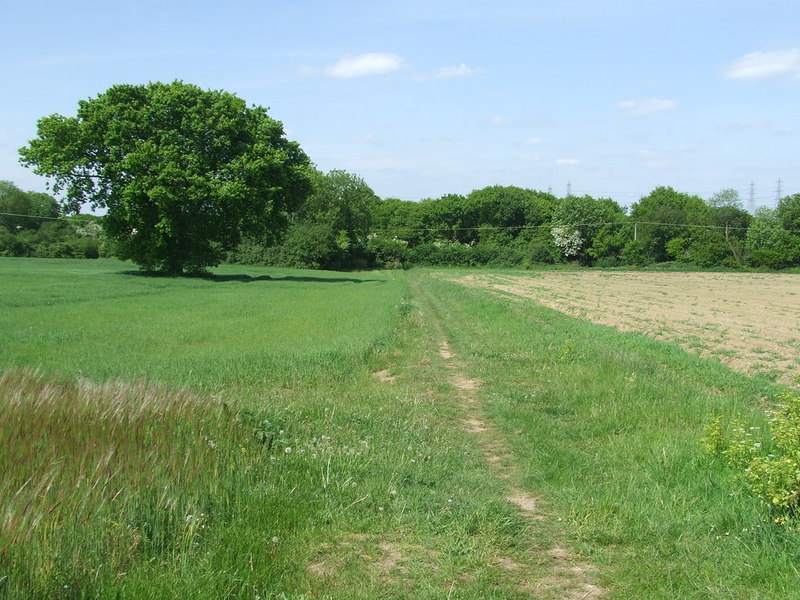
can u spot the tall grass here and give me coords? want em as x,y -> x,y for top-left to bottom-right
0,368 -> 253,597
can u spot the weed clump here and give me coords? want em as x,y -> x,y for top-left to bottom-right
702,390 -> 800,527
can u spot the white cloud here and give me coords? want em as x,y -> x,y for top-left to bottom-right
488,115 -> 509,126
432,63 -> 474,79
556,158 -> 581,166
325,53 -> 405,78
522,137 -> 542,146
618,98 -> 679,116
724,49 -> 800,81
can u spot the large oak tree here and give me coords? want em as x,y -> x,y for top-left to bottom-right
20,81 -> 311,274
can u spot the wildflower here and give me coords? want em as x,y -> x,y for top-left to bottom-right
271,536 -> 280,543
284,447 -> 292,454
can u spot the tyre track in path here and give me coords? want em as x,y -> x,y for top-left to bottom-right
410,275 -> 606,600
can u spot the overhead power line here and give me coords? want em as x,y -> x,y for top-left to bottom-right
0,212 -> 62,220
373,220 -> 758,235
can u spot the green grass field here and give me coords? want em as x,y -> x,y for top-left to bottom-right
1,258 -> 799,599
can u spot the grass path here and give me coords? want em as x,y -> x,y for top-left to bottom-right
401,273 -> 606,599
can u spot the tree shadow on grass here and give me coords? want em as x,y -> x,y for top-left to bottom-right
210,273 -> 382,284
119,270 -> 382,284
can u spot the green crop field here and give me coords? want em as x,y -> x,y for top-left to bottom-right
1,258 -> 799,599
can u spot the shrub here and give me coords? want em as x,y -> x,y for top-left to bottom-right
366,234 -> 408,268
620,239 -> 649,266
702,391 -> 800,527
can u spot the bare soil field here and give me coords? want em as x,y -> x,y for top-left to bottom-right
450,271 -> 800,386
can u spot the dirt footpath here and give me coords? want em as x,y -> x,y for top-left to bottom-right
451,271 -> 800,386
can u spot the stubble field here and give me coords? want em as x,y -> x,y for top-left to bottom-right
452,270 -> 800,386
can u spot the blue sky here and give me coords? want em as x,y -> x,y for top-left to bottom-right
2,0 -> 799,210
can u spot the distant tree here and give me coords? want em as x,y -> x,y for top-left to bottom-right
521,189 -> 558,233
19,81 -> 311,274
745,207 -> 800,269
372,197 -> 426,246
550,196 -> 597,262
421,193 -> 470,244
367,197 -> 422,268
550,195 -> 626,265
0,181 -> 59,231
620,238 -> 648,266
707,188 -> 744,209
366,234 -> 409,269
628,187 -> 712,263
586,198 -> 630,265
777,193 -> 800,232
666,229 -> 732,267
710,204 -> 750,267
465,185 -> 535,245
664,190 -> 752,267
251,169 -> 379,269
299,169 -> 378,251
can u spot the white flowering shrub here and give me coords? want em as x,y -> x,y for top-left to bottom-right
550,226 -> 584,258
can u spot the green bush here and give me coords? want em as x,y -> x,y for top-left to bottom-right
366,234 -> 408,268
620,239 -> 649,266
702,391 -> 800,527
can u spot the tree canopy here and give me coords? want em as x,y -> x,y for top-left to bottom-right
19,81 -> 311,274
0,181 -> 59,231
628,186 -> 711,263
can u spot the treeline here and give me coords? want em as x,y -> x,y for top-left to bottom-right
5,174 -> 800,270
0,181 -> 108,259
231,171 -> 800,270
